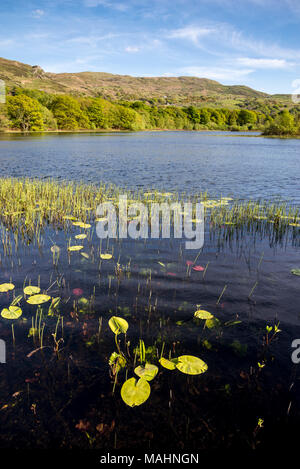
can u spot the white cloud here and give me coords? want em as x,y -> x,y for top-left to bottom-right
32,9 -> 45,18
125,46 -> 140,53
236,57 -> 292,69
166,22 -> 300,61
0,39 -> 14,47
167,26 -> 216,45
84,0 -> 128,10
180,66 -> 254,81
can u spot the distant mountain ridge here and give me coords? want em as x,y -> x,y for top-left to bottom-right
0,56 -> 270,107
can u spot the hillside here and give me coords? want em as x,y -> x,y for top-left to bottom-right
0,56 -> 270,107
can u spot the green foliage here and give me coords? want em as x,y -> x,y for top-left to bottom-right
3,87 -> 299,134
263,110 -> 299,136
6,95 -> 44,131
50,95 -> 90,130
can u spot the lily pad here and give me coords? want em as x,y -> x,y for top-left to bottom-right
205,317 -> 221,329
75,234 -> 87,240
0,283 -> 15,293
100,253 -> 112,260
68,245 -> 84,252
134,363 -> 158,381
194,309 -> 214,320
81,252 -> 90,259
1,306 -> 22,319
176,355 -> 208,375
24,286 -> 41,295
159,357 -> 177,370
291,269 -> 300,276
27,294 -> 51,305
121,377 -> 150,407
108,316 -> 129,335
72,222 -> 91,229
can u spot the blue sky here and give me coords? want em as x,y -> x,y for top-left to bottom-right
1,0 -> 300,93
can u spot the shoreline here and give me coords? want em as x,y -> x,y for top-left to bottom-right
0,128 -> 262,135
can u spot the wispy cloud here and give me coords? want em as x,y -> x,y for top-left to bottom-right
125,46 -> 140,53
180,66 -> 254,81
84,0 -> 128,11
236,57 -> 292,69
167,26 -> 216,45
32,9 -> 45,19
0,39 -> 14,47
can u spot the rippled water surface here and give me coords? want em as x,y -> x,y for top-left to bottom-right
0,131 -> 300,452
0,131 -> 300,202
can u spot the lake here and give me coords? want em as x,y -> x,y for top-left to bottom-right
0,131 -> 299,452
0,130 -> 299,202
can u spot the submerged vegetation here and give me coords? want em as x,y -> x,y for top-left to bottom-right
1,87 -> 300,133
0,177 -> 300,450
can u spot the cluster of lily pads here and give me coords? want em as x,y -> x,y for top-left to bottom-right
0,282 -> 52,318
108,315 -> 208,408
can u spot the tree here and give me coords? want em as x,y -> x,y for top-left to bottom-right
6,95 -> 44,131
50,95 -> 90,130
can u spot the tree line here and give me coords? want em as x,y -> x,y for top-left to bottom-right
0,87 -> 299,135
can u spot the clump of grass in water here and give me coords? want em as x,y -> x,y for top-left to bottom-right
0,178 -> 298,251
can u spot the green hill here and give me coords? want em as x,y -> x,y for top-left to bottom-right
0,56 -> 271,107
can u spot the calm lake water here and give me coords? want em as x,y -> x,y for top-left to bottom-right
0,131 -> 300,451
0,130 -> 300,203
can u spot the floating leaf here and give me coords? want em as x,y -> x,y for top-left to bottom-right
68,245 -> 84,252
73,222 -> 91,229
27,294 -> 51,305
159,357 -> 177,370
121,378 -> 150,407
1,306 -> 22,320
0,283 -> 15,293
63,215 -> 77,221
100,253 -> 112,260
194,309 -> 214,320
81,252 -> 90,259
134,363 -> 158,381
108,316 -> 129,335
176,355 -> 208,375
75,234 -> 87,240
24,286 -> 41,295
291,269 -> 300,276
205,317 -> 221,329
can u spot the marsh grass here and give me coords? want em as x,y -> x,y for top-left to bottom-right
0,178 -> 299,249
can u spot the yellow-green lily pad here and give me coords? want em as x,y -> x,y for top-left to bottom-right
159,357 -> 178,370
134,363 -> 158,381
75,234 -> 87,240
0,283 -> 15,293
108,316 -> 129,335
1,306 -> 22,319
159,357 -> 177,370
176,355 -> 208,375
24,286 -> 41,295
121,377 -> 150,407
68,245 -> 84,252
100,253 -> 112,260
194,309 -> 214,320
26,294 -> 51,305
